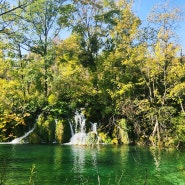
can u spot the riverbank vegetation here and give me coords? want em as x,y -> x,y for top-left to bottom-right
0,0 -> 185,148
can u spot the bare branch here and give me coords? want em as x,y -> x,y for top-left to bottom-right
0,3 -> 27,17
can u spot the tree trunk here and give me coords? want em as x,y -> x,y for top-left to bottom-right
151,115 -> 160,146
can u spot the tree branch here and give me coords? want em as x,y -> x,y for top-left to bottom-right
0,3 -> 27,17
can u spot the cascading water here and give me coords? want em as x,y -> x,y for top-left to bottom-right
91,122 -> 97,133
10,126 -> 35,144
69,120 -> 74,136
68,110 -> 98,145
9,114 -> 42,144
53,119 -> 58,144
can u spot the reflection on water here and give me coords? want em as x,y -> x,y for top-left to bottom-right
71,146 -> 86,174
0,144 -> 185,185
150,148 -> 161,171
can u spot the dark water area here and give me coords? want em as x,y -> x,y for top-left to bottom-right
0,144 -> 185,185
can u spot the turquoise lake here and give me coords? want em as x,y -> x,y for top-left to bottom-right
0,144 -> 185,185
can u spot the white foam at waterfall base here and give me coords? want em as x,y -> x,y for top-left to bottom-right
69,133 -> 87,145
10,126 -> 35,144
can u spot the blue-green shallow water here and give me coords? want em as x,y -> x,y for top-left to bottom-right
0,144 -> 185,185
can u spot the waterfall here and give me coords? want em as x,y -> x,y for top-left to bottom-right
10,126 -> 35,144
91,122 -> 97,133
69,120 -> 74,136
68,110 -> 98,145
74,110 -> 86,134
10,113 -> 42,144
53,119 -> 58,144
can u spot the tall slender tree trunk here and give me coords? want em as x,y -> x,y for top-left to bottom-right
44,59 -> 48,97
18,44 -> 26,98
179,97 -> 185,114
152,115 -> 160,146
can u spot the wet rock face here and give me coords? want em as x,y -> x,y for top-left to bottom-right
27,114 -> 71,144
86,132 -> 99,145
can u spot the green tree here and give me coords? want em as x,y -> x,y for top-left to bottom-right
4,0 -> 66,97
0,41 -> 32,141
90,0 -> 143,142
136,2 -> 183,146
59,0 -> 104,71
50,35 -> 94,116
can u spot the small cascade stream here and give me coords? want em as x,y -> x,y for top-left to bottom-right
2,114 -> 42,144
52,119 -> 58,144
68,110 -> 98,145
10,126 -> 35,144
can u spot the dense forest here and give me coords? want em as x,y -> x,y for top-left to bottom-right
0,0 -> 185,148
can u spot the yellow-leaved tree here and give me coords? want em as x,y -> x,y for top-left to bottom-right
138,2 -> 184,147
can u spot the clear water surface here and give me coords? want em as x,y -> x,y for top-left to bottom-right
0,144 -> 185,185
